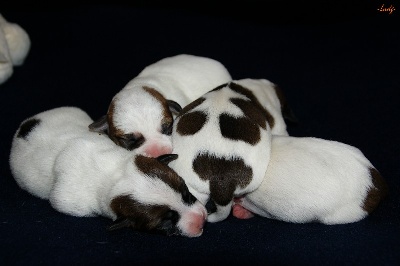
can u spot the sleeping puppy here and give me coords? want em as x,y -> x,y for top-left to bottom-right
10,107 -> 207,237
169,79 -> 283,223
232,136 -> 388,224
89,54 -> 232,157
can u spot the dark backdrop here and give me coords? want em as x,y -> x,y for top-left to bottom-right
1,2 -> 399,265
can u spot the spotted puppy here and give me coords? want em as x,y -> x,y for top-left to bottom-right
233,136 -> 388,224
89,54 -> 232,157
169,79 -> 281,223
10,107 -> 207,237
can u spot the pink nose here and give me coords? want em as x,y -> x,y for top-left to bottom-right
145,144 -> 173,157
186,212 -> 206,237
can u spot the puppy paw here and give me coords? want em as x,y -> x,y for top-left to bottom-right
232,204 -> 254,219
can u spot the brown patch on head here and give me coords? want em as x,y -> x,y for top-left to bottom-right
228,82 -> 275,128
362,168 -> 389,213
219,113 -> 261,145
106,100 -> 145,150
143,86 -> 174,129
110,195 -> 180,236
192,152 -> 253,206
176,111 -> 208,136
107,99 -> 125,140
178,97 -> 206,118
135,155 -> 197,205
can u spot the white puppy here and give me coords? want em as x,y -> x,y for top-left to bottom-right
10,107 -> 207,237
89,54 -> 232,157
169,80 -> 281,223
233,136 -> 388,224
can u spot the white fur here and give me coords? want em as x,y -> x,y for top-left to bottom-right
10,107 -> 207,237
170,81 -> 273,223
91,54 -> 232,157
0,14 -> 30,84
236,136 -> 385,224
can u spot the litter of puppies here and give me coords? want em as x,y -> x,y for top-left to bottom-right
9,54 -> 388,237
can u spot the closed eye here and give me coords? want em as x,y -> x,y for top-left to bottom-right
161,122 -> 173,135
117,133 -> 145,150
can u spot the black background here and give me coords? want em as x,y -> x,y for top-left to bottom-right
1,1 -> 399,265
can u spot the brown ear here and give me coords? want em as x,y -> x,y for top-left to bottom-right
167,100 -> 182,114
88,115 -> 109,134
107,217 -> 135,231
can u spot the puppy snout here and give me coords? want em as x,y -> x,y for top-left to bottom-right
187,212 -> 206,237
144,144 -> 172,157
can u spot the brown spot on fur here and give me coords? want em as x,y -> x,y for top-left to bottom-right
219,113 -> 261,145
230,98 -> 267,130
135,155 -> 196,204
176,111 -> 208,136
362,168 -> 389,213
106,100 -> 125,142
178,97 -> 206,118
110,195 -> 175,232
106,100 -> 144,149
228,82 -> 275,128
17,118 -> 40,139
192,152 -> 253,206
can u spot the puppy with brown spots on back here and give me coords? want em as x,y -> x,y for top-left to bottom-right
89,54 -> 232,158
169,79 -> 285,222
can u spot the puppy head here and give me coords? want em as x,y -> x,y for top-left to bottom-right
109,154 -> 207,237
89,86 -> 182,157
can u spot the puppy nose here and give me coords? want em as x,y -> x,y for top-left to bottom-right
145,144 -> 173,157
187,212 -> 206,237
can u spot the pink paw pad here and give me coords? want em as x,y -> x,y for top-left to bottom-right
232,204 -> 254,219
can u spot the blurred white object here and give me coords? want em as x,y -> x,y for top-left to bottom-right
0,13 -> 31,84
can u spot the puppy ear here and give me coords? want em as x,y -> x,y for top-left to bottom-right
167,100 -> 182,114
89,115 -> 109,134
157,154 -> 178,165
107,217 -> 135,231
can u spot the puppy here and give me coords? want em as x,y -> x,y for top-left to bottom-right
10,107 -> 207,237
233,136 -> 388,224
169,80 -> 279,222
89,54 -> 232,157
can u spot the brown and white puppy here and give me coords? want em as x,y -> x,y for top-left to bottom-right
89,54 -> 232,157
10,107 -> 207,237
169,80 -> 278,223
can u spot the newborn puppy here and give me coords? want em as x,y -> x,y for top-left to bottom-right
233,136 -> 388,224
89,54 -> 232,157
10,107 -> 207,237
169,80 -> 276,223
